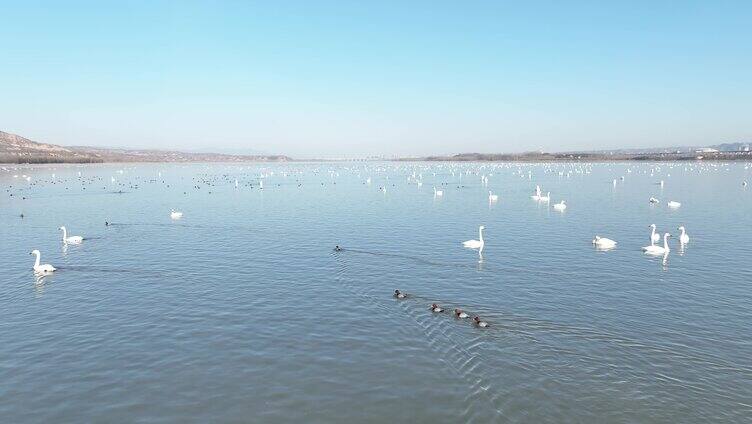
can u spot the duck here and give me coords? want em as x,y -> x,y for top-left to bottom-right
334,245 -> 342,251
170,209 -> 183,219
30,250 -> 56,274
642,233 -> 671,255
393,289 -> 407,299
667,201 -> 681,208
649,224 -> 660,244
454,308 -> 469,318
473,316 -> 489,328
677,226 -> 690,244
592,236 -> 617,249
649,197 -> 660,204
553,200 -> 567,211
430,303 -> 444,313
59,226 -> 83,244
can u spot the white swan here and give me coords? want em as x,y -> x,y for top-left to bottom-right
553,200 -> 566,211
170,209 -> 183,219
488,191 -> 499,202
649,197 -> 660,204
649,224 -> 660,244
531,185 -> 542,200
462,226 -> 485,250
433,186 -> 443,196
667,201 -> 681,208
59,226 -> 83,244
592,236 -> 617,249
538,192 -> 550,202
30,250 -> 56,274
678,226 -> 690,244
643,233 -> 671,255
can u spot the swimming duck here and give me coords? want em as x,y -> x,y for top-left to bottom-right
430,303 -> 444,313
393,289 -> 407,299
473,316 -> 489,328
334,245 -> 342,251
454,308 -> 469,318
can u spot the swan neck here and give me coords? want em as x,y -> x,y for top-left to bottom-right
479,227 -> 484,242
33,252 -> 40,268
61,227 -> 67,240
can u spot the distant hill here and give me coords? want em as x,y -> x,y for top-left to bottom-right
0,130 -> 291,163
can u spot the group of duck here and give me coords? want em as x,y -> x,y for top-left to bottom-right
393,290 -> 490,328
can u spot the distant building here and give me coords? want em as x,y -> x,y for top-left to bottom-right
695,147 -> 719,153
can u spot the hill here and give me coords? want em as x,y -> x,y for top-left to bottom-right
0,131 -> 290,163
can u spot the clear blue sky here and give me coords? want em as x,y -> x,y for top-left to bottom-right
1,1 -> 750,157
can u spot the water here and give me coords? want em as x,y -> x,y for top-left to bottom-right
1,162 -> 751,423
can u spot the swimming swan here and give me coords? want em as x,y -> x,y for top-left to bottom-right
553,200 -> 567,211
592,236 -> 617,249
462,226 -> 485,250
59,226 -> 83,244
649,224 -> 660,244
433,186 -> 443,196
667,201 -> 681,208
538,192 -> 551,202
488,191 -> 499,202
678,226 -> 690,244
643,233 -> 671,255
531,185 -> 542,200
170,209 -> 183,219
30,250 -> 56,274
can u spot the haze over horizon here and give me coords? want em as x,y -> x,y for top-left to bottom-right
2,1 -> 750,158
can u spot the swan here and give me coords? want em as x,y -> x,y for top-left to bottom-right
462,226 -> 485,250
553,200 -> 566,211
170,209 -> 183,219
531,185 -> 541,200
538,192 -> 550,202
592,236 -> 617,249
488,191 -> 499,202
678,226 -> 690,244
30,250 -> 56,274
649,197 -> 660,204
643,233 -> 671,255
59,226 -> 83,244
668,201 -> 681,208
649,224 -> 660,244
433,186 -> 443,196
473,316 -> 489,328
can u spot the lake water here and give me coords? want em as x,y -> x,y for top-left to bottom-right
1,161 -> 751,423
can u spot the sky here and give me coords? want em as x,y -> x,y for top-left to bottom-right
1,1 -> 750,157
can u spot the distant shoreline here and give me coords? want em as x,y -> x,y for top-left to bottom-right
394,151 -> 752,162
